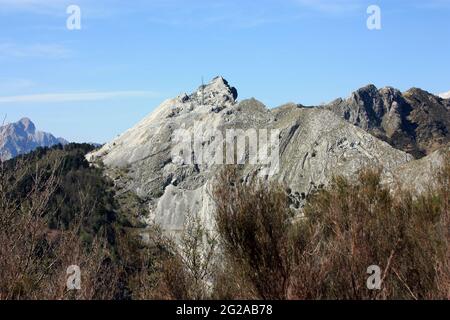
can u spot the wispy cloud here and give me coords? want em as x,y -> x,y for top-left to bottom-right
413,0 -> 450,9
2,0 -> 448,21
294,0 -> 364,14
0,0 -> 69,15
0,43 -> 71,58
0,0 -> 121,18
0,91 -> 160,104
0,0 -> 300,28
143,0 -> 304,28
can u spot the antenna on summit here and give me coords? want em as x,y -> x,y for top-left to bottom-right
201,76 -> 205,105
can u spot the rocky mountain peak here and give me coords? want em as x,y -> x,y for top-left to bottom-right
379,86 -> 403,99
327,84 -> 450,158
188,76 -> 238,106
0,118 -> 68,161
353,84 -> 378,98
404,87 -> 436,100
405,87 -> 430,95
86,79 -> 450,238
351,85 -> 403,105
163,77 -> 239,118
17,117 -> 36,133
88,79 -> 421,236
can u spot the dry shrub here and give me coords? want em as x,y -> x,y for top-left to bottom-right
213,167 -> 295,299
299,169 -> 447,299
151,213 -> 218,300
435,154 -> 450,299
0,158 -> 121,300
211,156 -> 450,300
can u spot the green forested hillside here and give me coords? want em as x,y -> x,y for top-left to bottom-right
0,143 -> 166,300
4,143 -> 122,245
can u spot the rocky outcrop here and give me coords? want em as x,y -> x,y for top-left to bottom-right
389,146 -> 450,194
88,77 -> 420,235
326,85 -> 450,158
0,118 -> 68,161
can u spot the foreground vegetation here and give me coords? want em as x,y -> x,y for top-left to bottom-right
211,164 -> 449,299
0,144 -> 163,299
0,144 -> 448,299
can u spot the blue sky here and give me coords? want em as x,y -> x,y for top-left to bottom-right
0,0 -> 449,143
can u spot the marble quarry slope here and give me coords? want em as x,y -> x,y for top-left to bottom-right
88,77 -> 447,234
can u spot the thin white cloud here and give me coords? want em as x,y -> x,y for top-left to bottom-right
0,0 -> 139,17
0,0 -> 115,18
413,0 -> 450,9
0,91 -> 160,104
0,43 -> 71,58
294,0 -> 363,13
0,0 -> 301,27
0,0 -> 71,14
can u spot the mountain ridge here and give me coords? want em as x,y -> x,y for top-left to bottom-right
86,77 -> 449,236
325,84 -> 450,158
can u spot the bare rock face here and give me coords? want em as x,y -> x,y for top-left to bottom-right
326,85 -> 450,158
389,146 -> 450,194
263,105 -> 413,204
88,78 -> 436,235
0,118 -> 68,161
87,77 -> 239,200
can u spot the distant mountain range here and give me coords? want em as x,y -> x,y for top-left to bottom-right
0,118 -> 68,161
